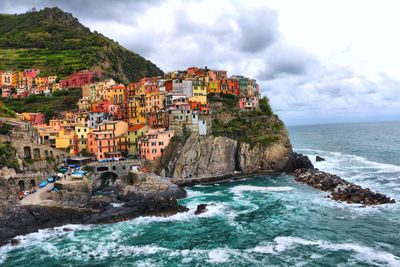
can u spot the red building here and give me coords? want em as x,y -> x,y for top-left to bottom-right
60,70 -> 102,88
146,111 -> 167,128
164,80 -> 173,92
227,79 -> 240,96
189,100 -> 209,113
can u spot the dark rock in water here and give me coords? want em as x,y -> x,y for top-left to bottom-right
10,239 -> 20,246
293,168 -> 396,205
285,153 -> 314,173
63,228 -> 73,232
316,156 -> 325,162
194,204 -> 209,215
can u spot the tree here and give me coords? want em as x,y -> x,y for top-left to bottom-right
259,96 -> 273,116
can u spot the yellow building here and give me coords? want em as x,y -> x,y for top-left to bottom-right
192,79 -> 207,104
128,96 -> 146,124
74,125 -> 91,153
127,124 -> 149,154
207,81 -> 220,94
105,84 -> 126,105
97,121 -> 128,137
145,91 -> 165,113
55,129 -> 74,152
11,72 -> 18,87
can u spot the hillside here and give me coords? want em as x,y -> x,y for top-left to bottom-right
2,89 -> 81,121
0,7 -> 164,82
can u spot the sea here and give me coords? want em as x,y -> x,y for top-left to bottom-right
1,121 -> 400,266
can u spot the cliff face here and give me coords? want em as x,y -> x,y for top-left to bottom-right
172,135 -> 238,178
159,125 -> 292,179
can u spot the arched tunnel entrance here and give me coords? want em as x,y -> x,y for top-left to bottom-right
18,180 -> 25,192
93,172 -> 119,192
30,179 -> 36,188
24,146 -> 31,160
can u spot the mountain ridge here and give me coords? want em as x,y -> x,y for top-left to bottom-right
0,7 -> 164,83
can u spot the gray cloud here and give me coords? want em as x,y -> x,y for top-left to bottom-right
0,0 -> 160,23
258,46 -> 317,80
237,9 -> 279,53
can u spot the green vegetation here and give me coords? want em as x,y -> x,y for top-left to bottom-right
259,96 -> 273,116
0,123 -> 13,135
208,93 -> 240,113
210,94 -> 283,147
0,7 -> 163,82
0,102 -> 15,117
2,89 -> 81,121
212,116 -> 283,147
0,143 -> 19,171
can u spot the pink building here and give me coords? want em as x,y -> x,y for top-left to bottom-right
24,69 -> 40,79
239,97 -> 259,111
87,130 -> 118,160
139,129 -> 174,160
60,70 -> 102,88
28,113 -> 46,125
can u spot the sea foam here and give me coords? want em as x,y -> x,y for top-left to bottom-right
250,236 -> 400,267
231,185 -> 294,195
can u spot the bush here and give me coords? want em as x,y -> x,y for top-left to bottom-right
0,143 -> 19,171
0,123 -> 13,135
259,97 -> 273,116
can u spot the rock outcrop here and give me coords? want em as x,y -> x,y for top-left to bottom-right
194,203 -> 212,215
0,174 -> 187,246
50,180 -> 92,207
284,153 -> 314,173
160,131 -> 293,179
294,168 -> 395,205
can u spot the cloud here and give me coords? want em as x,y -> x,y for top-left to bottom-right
258,46 -> 317,80
2,0 -> 400,125
0,0 -> 160,23
237,8 -> 279,53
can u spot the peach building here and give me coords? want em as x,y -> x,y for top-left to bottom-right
87,130 -> 118,160
139,129 -> 174,161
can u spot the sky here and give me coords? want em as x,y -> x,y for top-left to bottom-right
1,0 -> 400,125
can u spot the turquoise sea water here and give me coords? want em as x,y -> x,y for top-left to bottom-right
1,121 -> 400,266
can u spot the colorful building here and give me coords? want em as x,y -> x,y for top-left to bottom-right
60,70 -> 102,88
139,129 -> 174,161
127,124 -> 149,155
87,130 -> 118,160
239,97 -> 259,111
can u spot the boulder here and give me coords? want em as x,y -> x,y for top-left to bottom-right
10,238 -> 20,246
194,204 -> 209,215
285,153 -> 314,173
316,156 -> 325,162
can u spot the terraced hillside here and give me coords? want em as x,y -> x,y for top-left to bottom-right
0,7 -> 164,82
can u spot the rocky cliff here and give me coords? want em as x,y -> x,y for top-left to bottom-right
157,120 -> 293,179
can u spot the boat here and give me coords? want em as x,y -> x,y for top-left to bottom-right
39,180 -> 48,188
